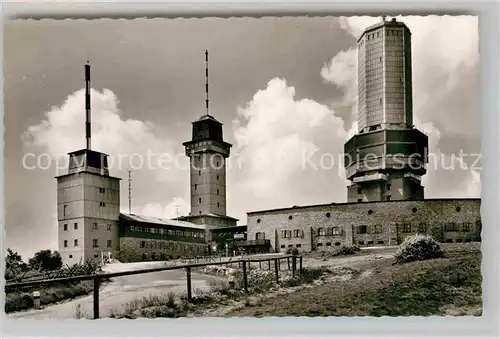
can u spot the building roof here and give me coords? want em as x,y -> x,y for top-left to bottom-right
119,213 -> 206,230
247,198 -> 482,215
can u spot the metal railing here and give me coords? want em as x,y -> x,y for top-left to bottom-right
5,254 -> 303,319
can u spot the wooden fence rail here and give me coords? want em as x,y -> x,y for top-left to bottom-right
5,254 -> 302,319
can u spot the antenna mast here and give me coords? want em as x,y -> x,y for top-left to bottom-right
128,170 -> 132,214
85,61 -> 91,150
205,50 -> 209,116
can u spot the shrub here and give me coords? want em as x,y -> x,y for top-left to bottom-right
395,234 -> 444,264
333,245 -> 360,257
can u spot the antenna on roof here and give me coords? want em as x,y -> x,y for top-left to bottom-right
382,15 -> 387,22
205,50 -> 209,117
128,170 -> 132,214
84,60 -> 91,150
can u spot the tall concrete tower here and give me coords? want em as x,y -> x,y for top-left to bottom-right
179,51 -> 237,228
344,18 -> 429,202
56,62 -> 121,265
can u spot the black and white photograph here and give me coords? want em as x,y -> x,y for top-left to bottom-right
3,14 -> 482,320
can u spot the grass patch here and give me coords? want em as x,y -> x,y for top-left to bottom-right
5,281 -> 95,313
227,251 -> 482,317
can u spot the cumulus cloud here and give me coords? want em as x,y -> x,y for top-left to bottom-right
137,197 -> 190,219
231,78 -> 348,211
22,88 -> 187,184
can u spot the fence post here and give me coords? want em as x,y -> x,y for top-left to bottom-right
268,260 -> 271,271
186,267 -> 192,301
93,276 -> 100,319
299,256 -> 303,277
242,261 -> 248,293
292,256 -> 296,278
287,257 -> 291,270
259,261 -> 262,270
274,258 -> 279,284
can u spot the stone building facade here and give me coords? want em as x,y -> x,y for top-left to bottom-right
246,199 -> 481,253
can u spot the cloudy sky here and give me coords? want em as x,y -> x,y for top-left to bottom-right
4,15 -> 480,259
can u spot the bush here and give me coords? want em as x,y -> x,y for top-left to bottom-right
332,245 -> 360,257
395,234 -> 444,264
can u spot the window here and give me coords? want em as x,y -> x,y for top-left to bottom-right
368,210 -> 373,215
288,215 -> 293,220
317,243 -> 323,247
216,161 -> 220,167
358,241 -> 364,245
107,224 -> 112,231
100,202 -> 106,207
217,175 -> 220,180
326,212 -> 331,218
456,239 -> 463,243
93,239 -> 98,248
358,225 -> 368,234
412,207 -> 417,213
63,205 -> 68,217
446,239 -> 453,243
130,226 -> 134,232
256,232 -> 265,240
296,244 -> 301,248
74,223 -> 78,230
294,229 -> 303,238
374,225 -> 382,234
140,241 -> 145,248
198,198 -> 202,203
69,255 -> 73,259
199,211 -> 202,214
198,171 -> 201,176
335,242 -> 341,246
456,206 -> 461,212
377,240 -> 384,245
331,227 -> 341,235
194,184 -> 197,190
318,228 -> 326,236
358,198 -> 363,203
64,240 -> 68,247
74,239 -> 78,246
63,224 -> 68,231
357,187 -> 362,194
402,224 -> 411,233
93,223 -> 98,231
281,230 -> 288,239
107,240 -> 112,248
462,222 -> 472,232
288,244 -> 293,248
444,222 -> 458,232
367,241 -> 374,245
325,242 -> 331,246
380,57 -> 382,62
217,202 -> 220,208
281,245 -> 286,249
217,189 -> 219,195
418,223 -> 427,233
99,187 -> 105,194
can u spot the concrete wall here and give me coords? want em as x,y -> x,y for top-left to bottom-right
247,199 -> 481,253
57,172 -> 120,265
190,153 -> 227,216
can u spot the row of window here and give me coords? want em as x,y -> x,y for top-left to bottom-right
63,239 -> 112,248
128,225 -> 205,238
139,240 -> 203,251
63,223 -> 112,231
